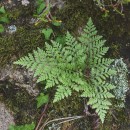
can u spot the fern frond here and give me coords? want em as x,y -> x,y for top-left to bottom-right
14,18 -> 117,123
79,18 -> 116,123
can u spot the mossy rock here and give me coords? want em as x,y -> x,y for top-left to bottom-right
0,81 -> 39,125
0,26 -> 45,66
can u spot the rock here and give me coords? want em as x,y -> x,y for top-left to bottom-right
0,64 -> 39,97
7,25 -> 17,34
0,103 -> 15,130
21,0 -> 30,6
46,0 -> 65,9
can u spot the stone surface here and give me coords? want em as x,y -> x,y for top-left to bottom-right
0,103 -> 15,130
49,0 -> 65,9
0,64 -> 39,97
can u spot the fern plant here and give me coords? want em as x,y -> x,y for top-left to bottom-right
14,18 -> 116,123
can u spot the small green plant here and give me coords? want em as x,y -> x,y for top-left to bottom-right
35,0 -> 62,40
0,6 -> 9,33
14,18 -> 116,123
36,93 -> 49,108
36,0 -> 46,15
9,122 -> 35,130
41,28 -> 53,40
35,0 -> 62,25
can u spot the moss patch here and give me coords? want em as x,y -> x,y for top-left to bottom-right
0,81 -> 39,125
0,26 -> 45,66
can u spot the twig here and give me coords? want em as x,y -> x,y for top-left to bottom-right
39,118 -> 50,130
41,116 -> 84,129
51,116 -> 84,128
35,104 -> 48,130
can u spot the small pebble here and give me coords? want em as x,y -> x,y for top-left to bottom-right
7,25 -> 17,34
21,0 -> 30,6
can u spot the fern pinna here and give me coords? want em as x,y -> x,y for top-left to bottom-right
14,18 -> 116,123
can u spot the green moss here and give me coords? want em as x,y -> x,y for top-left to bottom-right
50,93 -> 83,116
57,0 -> 97,33
0,82 -> 39,125
8,8 -> 21,20
7,0 -> 35,21
98,108 -> 130,130
0,26 -> 45,66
